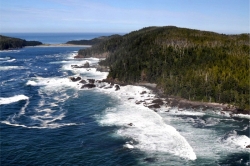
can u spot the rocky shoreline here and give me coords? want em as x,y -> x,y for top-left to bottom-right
99,77 -> 250,115
136,82 -> 249,115
69,60 -> 249,117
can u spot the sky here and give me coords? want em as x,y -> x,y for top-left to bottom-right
0,0 -> 249,34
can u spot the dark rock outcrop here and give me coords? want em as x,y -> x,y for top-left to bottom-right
152,99 -> 164,105
115,85 -> 120,91
128,123 -> 133,126
71,62 -> 90,68
87,79 -> 95,84
83,62 -> 90,68
81,84 -> 96,89
148,104 -> 161,109
79,80 -> 87,84
69,76 -> 81,82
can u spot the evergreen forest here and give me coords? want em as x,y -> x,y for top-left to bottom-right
0,35 -> 42,50
77,26 -> 250,111
66,35 -> 121,45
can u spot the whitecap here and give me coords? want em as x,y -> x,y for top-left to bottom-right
0,50 -> 21,53
232,114 -> 250,120
1,120 -> 82,129
0,66 -> 25,70
165,107 -> 205,116
6,59 -> 16,62
0,95 -> 29,105
124,143 -> 134,149
99,103 -> 197,160
222,130 -> 250,149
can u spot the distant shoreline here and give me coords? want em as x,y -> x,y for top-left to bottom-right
26,44 -> 92,48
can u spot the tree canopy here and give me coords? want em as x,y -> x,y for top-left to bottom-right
78,26 -> 250,111
0,35 -> 42,50
66,35 -> 121,45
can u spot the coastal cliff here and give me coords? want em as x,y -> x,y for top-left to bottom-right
76,26 -> 250,112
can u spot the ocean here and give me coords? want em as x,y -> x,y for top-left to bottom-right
0,33 -> 249,166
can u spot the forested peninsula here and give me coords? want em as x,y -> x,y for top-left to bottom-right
66,35 -> 121,46
77,26 -> 249,111
0,35 -> 42,50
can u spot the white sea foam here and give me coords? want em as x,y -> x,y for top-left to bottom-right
164,107 -> 205,116
0,95 -> 29,105
95,86 -> 196,160
1,120 -> 81,129
124,143 -> 134,149
96,85 -> 196,160
26,76 -> 81,90
232,114 -> 250,120
0,57 -> 16,62
222,130 -> 250,149
19,99 -> 30,116
0,66 -> 25,70
99,103 -> 197,160
0,50 -> 21,53
6,59 -> 16,62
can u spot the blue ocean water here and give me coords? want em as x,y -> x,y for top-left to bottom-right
0,34 -> 249,165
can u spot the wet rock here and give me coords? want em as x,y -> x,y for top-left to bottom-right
235,109 -> 250,115
115,85 -> 120,91
83,62 -> 90,68
140,91 -> 147,95
69,76 -> 81,82
71,65 -> 79,68
128,98 -> 134,100
71,62 -> 90,68
79,80 -> 87,84
152,99 -> 164,105
81,84 -> 96,89
246,145 -> 250,148
128,123 -> 133,126
71,65 -> 84,68
148,104 -> 161,109
87,79 -> 95,84
95,80 -> 102,83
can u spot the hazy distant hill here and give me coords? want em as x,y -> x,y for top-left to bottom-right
66,35 -> 121,45
77,26 -> 249,111
0,35 -> 42,50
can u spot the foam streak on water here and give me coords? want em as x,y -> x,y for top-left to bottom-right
0,95 -> 29,105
